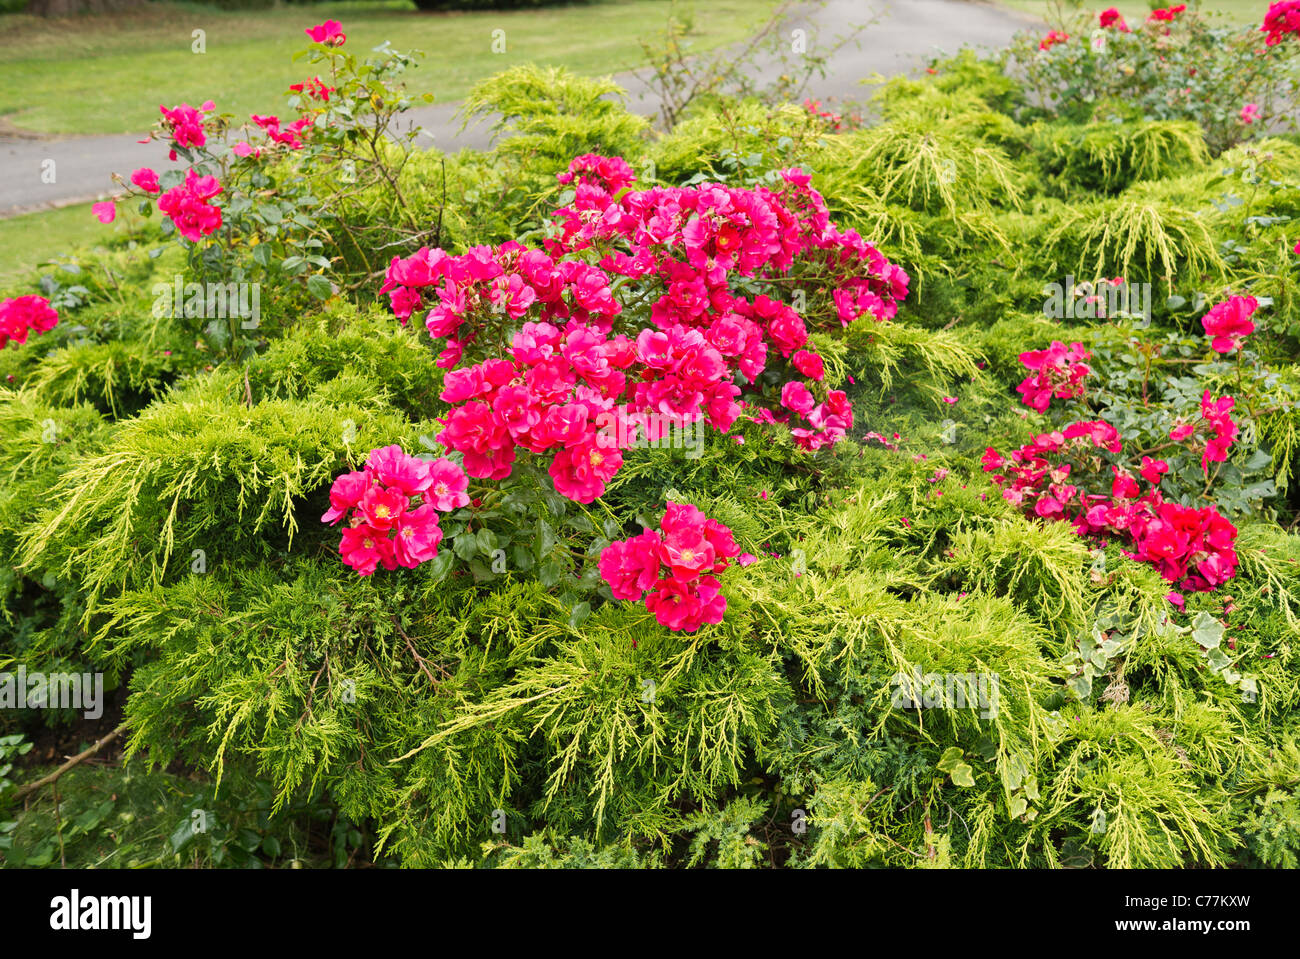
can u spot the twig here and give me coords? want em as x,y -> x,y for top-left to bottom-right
391,616 -> 447,689
13,723 -> 128,804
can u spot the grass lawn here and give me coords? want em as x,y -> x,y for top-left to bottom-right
0,0 -> 778,136
0,202 -> 148,283
995,0 -> 1267,27
0,204 -> 93,282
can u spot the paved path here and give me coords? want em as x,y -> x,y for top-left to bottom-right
0,0 -> 1039,217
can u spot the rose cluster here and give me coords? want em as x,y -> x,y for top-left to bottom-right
377,156 -> 908,499
598,502 -> 740,632
1099,8 -> 1130,32
1123,500 -> 1238,592
322,445 -> 469,576
252,113 -> 315,151
1262,1 -> 1300,46
803,98 -> 844,131
379,241 -> 620,369
1148,4 -> 1187,23
96,102 -> 226,238
984,318 -> 1245,593
1187,390 -> 1239,473
1200,295 -> 1257,354
1039,30 -> 1069,51
435,317 -> 635,500
97,21 -> 343,234
0,295 -> 59,350
159,100 -> 215,160
289,77 -> 336,102
982,420 -> 1238,593
539,161 -> 908,336
157,170 -> 224,242
1015,340 -> 1092,413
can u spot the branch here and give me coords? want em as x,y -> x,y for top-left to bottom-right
11,722 -> 128,804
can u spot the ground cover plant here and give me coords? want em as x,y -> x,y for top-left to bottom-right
1,2 -> 1299,870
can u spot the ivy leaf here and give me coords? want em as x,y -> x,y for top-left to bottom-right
938,747 -> 974,783
937,747 -> 965,774
1023,775 -> 1040,802
1191,612 -> 1223,649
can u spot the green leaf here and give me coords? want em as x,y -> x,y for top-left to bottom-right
1191,612 -> 1223,650
538,556 -> 563,588
567,513 -> 595,533
452,533 -> 478,561
535,520 -> 557,558
425,551 -> 454,583
169,820 -> 198,852
569,601 -> 591,628
937,747 -> 964,773
306,274 -> 333,300
950,763 -> 975,787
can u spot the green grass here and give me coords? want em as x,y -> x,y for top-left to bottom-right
0,0 -> 778,136
0,203 -> 115,284
995,0 -> 1266,27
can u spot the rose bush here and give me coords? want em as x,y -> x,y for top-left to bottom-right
1014,3 -> 1300,152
